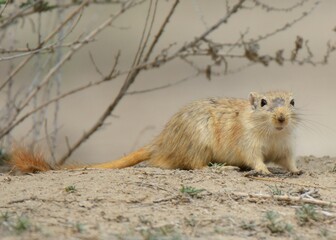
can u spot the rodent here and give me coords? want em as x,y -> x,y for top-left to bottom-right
9,90 -> 301,175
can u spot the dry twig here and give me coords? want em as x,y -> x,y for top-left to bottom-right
232,192 -> 336,208
246,176 -> 336,190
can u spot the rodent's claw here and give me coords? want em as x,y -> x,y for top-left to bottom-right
287,170 -> 304,177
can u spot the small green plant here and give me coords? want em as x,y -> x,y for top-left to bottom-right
208,162 -> 231,173
13,216 -> 30,234
184,217 -> 197,227
0,212 -> 10,222
140,225 -> 181,240
331,164 -> 336,173
264,211 -> 292,234
19,0 -> 56,12
73,222 -> 84,233
208,162 -> 226,167
295,204 -> 320,225
240,220 -> 257,231
65,185 -> 77,193
0,213 -> 31,235
180,185 -> 205,198
0,149 -> 10,165
320,228 -> 329,238
267,185 -> 283,195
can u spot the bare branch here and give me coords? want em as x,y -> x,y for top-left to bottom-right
0,2 -> 138,139
44,120 -> 56,163
323,41 -> 336,64
57,0 -> 179,164
142,0 -> 246,69
250,1 -> 319,44
55,0 -> 249,164
179,0 -> 246,54
88,51 -> 104,77
0,0 -> 9,17
142,0 -> 179,62
0,0 -> 90,92
135,0 -> 158,64
126,73 -> 197,95
0,52 -> 121,140
252,0 -> 310,12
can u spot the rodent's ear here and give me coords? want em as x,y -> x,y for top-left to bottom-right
249,92 -> 257,109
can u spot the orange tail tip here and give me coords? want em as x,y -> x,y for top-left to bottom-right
89,147 -> 151,169
9,147 -> 52,173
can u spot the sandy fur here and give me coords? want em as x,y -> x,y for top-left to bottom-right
9,91 -> 300,174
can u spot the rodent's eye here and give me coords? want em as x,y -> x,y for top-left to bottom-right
290,99 -> 295,106
260,99 -> 267,107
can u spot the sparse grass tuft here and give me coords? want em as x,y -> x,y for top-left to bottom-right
184,217 -> 197,227
13,216 -> 30,234
0,148 -> 10,166
331,164 -> 336,173
0,213 -> 30,234
73,222 -> 84,233
208,162 -> 234,173
65,185 -> 77,193
140,225 -> 181,240
267,184 -> 283,195
320,228 -> 329,237
208,162 -> 226,168
263,211 -> 293,235
295,204 -> 320,225
319,228 -> 336,240
240,220 -> 257,231
0,211 -> 10,222
180,185 -> 205,198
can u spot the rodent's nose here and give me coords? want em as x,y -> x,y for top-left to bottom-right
277,115 -> 285,123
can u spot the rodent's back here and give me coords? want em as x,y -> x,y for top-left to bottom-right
148,97 -> 250,169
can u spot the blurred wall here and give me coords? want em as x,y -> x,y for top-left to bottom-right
1,0 -> 335,163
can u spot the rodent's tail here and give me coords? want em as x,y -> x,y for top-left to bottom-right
8,147 -> 151,173
9,147 -> 53,173
88,147 -> 151,169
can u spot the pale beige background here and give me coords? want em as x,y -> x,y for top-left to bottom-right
1,0 -> 336,163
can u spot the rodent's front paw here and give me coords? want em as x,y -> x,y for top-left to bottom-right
287,170 -> 304,176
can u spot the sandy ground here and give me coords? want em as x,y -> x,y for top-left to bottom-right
0,156 -> 335,240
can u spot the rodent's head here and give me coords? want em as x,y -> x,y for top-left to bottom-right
249,91 -> 296,133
